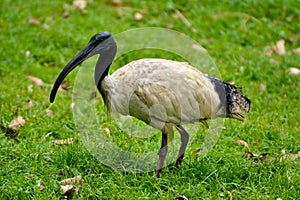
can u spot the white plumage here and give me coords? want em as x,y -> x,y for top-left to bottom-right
102,58 -> 223,129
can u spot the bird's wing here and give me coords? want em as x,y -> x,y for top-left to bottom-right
128,82 -> 182,129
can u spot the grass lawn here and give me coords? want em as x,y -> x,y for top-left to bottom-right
1,0 -> 299,199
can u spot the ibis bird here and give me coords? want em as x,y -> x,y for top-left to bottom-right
50,32 -> 251,177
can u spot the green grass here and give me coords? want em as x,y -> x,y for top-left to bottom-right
1,0 -> 300,199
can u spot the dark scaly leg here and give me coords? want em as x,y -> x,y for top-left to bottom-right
156,132 -> 168,178
176,125 -> 190,168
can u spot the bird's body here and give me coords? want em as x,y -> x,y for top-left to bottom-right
102,58 -> 224,129
50,32 -> 251,177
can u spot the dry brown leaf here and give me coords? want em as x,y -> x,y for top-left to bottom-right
27,100 -> 33,108
37,180 -> 44,192
70,102 -> 75,110
274,40 -> 286,56
43,24 -> 50,30
111,0 -> 122,6
288,67 -> 300,75
41,132 -> 52,142
259,83 -> 266,91
264,46 -> 274,56
53,138 -> 74,145
9,116 -> 25,130
134,12 -> 143,21
61,176 -> 83,185
175,9 -> 191,27
174,195 -> 188,200
25,174 -> 36,178
73,0 -> 87,10
289,34 -> 300,43
236,139 -> 251,153
280,151 -> 300,162
293,48 -> 300,55
63,10 -> 70,18
61,176 -> 83,199
25,50 -> 31,57
61,185 -> 75,198
46,109 -> 54,117
61,80 -> 71,91
104,128 -> 111,137
28,76 -> 45,86
28,17 -> 40,25
0,124 -> 19,141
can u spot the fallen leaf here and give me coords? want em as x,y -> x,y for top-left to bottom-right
27,100 -> 33,108
27,76 -> 45,86
61,185 -> 75,198
26,174 -> 36,179
236,139 -> 251,153
37,180 -> 44,192
259,83 -> 266,91
174,195 -> 188,200
43,24 -> 50,30
111,0 -> 122,6
134,12 -> 143,21
289,34 -> 300,43
28,17 -> 40,25
63,10 -> 70,18
61,176 -> 84,199
53,138 -> 74,145
73,0 -> 87,12
293,48 -> 300,55
286,153 -> 300,161
175,9 -> 191,27
219,193 -> 225,197
41,132 -> 52,142
0,124 -> 20,141
61,80 -> 71,91
288,67 -> 300,75
70,102 -> 75,110
9,116 -> 25,130
25,50 -> 31,57
274,40 -> 286,56
264,46 -> 274,56
61,176 -> 83,185
46,109 -> 54,117
280,151 -> 300,162
104,128 -> 111,137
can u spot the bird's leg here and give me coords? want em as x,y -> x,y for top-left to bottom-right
156,132 -> 168,178
175,125 -> 190,168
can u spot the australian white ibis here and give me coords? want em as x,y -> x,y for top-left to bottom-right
50,32 -> 251,177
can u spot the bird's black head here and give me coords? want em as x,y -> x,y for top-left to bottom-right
88,32 -> 112,45
49,32 -> 115,103
224,83 -> 251,121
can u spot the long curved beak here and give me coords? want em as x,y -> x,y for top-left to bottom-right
49,42 -> 97,103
